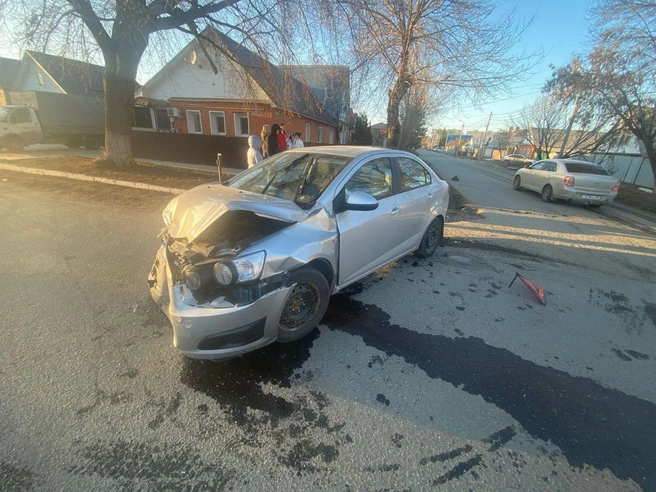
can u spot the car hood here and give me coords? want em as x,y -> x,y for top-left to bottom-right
166,183 -> 307,242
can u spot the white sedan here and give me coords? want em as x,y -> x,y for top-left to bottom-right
513,159 -> 620,206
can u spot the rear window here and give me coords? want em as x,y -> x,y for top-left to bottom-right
563,162 -> 609,175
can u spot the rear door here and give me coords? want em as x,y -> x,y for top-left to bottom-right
393,156 -> 436,252
335,157 -> 406,286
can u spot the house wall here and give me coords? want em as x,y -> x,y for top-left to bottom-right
13,58 -> 64,94
139,44 -> 268,102
168,98 -> 337,145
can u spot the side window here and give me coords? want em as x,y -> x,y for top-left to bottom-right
344,158 -> 393,199
546,163 -> 557,172
397,157 -> 431,191
530,162 -> 545,170
9,109 -> 32,124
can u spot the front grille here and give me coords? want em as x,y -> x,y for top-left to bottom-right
197,317 -> 266,350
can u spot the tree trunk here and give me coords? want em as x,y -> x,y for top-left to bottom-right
101,35 -> 147,167
387,76 -> 411,149
103,70 -> 137,166
641,137 -> 656,191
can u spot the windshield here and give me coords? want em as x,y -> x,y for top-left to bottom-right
0,108 -> 10,123
228,152 -> 352,208
563,162 -> 609,175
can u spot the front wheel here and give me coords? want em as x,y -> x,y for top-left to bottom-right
541,185 -> 554,202
417,217 -> 444,258
277,267 -> 330,342
513,175 -> 522,190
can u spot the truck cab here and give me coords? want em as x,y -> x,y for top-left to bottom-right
0,106 -> 44,151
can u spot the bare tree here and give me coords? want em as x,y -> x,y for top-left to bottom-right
547,1 -> 656,188
3,0 -> 316,167
330,0 -> 538,148
512,95 -> 569,159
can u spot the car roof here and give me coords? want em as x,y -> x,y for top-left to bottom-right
283,145 -> 417,159
536,158 -> 597,165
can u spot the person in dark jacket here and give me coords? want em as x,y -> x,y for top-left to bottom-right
267,123 -> 282,156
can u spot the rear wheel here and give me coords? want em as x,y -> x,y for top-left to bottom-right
541,184 -> 553,202
417,217 -> 444,258
83,136 -> 103,150
513,175 -> 522,190
5,136 -> 24,152
277,267 -> 329,342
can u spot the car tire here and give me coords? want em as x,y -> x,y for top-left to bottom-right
5,136 -> 25,152
277,267 -> 329,343
541,184 -> 553,202
83,136 -> 103,150
417,217 -> 444,258
513,175 -> 522,190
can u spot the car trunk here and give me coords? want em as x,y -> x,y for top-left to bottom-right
572,174 -> 617,194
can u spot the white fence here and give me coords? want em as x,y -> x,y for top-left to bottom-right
585,154 -> 654,189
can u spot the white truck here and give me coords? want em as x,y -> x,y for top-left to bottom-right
0,91 -> 105,151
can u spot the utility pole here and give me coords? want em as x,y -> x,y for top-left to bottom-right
558,98 -> 580,158
457,123 -> 465,155
477,112 -> 492,160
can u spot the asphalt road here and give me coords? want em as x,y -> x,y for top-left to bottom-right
1,167 -> 655,491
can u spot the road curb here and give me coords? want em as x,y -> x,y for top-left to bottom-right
0,163 -> 186,195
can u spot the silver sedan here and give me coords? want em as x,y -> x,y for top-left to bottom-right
148,146 -> 449,360
513,159 -> 620,205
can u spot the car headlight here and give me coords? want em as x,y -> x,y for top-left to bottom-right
162,196 -> 179,226
213,251 -> 266,285
213,262 -> 234,286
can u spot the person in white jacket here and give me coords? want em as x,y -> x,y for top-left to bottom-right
247,135 -> 263,168
289,132 -> 304,148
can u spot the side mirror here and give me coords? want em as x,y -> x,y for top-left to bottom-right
345,191 -> 379,211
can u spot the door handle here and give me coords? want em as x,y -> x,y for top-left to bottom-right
426,193 -> 434,200
390,207 -> 400,215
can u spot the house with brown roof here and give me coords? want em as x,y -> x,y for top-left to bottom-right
136,29 -> 340,144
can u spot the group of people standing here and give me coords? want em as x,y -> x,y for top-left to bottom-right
247,122 -> 304,168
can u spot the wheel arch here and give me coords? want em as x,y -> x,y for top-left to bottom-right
305,258 -> 335,291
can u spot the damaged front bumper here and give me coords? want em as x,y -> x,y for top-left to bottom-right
148,246 -> 294,360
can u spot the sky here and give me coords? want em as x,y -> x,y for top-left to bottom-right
426,0 -> 592,134
0,0 -> 592,135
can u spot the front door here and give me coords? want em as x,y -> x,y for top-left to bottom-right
335,157 -> 405,287
8,108 -> 42,145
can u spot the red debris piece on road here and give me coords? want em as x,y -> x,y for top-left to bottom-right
509,272 -> 546,305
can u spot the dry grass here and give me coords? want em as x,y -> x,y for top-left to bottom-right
615,183 -> 656,214
3,156 -> 216,189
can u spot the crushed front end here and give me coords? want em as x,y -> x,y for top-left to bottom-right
148,193 -> 299,360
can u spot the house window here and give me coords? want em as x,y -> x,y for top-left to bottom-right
133,106 -> 154,129
209,111 -> 226,135
37,73 -> 44,86
186,110 -> 202,133
234,112 -> 249,136
328,129 -> 334,144
305,123 -> 311,142
155,109 -> 171,130
318,126 -> 324,144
